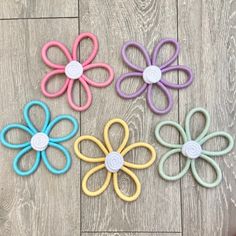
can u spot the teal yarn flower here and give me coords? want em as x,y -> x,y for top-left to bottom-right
155,107 -> 234,188
0,100 -> 79,176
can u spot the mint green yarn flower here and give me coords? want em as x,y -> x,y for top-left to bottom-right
155,107 -> 234,188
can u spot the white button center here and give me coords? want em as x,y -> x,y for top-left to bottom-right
182,141 -> 202,159
105,152 -> 124,173
65,60 -> 83,79
143,65 -> 162,84
30,132 -> 49,151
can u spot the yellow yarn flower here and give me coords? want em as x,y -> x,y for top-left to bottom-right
74,118 -> 156,202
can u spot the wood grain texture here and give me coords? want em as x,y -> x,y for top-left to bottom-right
0,19 -> 80,236
178,0 -> 236,235
0,0 -> 78,18
82,233 -> 181,236
0,0 -> 235,235
79,0 -> 181,233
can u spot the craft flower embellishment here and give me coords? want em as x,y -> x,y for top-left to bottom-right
155,108 -> 234,188
116,39 -> 193,115
41,32 -> 114,112
74,118 -> 156,201
0,100 -> 79,176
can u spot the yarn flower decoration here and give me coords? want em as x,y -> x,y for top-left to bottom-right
74,118 -> 156,202
115,39 -> 193,115
0,100 -> 79,176
41,32 -> 114,112
155,108 -> 234,188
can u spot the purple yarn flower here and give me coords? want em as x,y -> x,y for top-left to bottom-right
115,39 -> 193,115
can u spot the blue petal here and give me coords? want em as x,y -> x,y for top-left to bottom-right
23,100 -> 51,133
0,124 -> 33,149
13,146 -> 41,176
45,115 -> 79,143
41,142 -> 72,175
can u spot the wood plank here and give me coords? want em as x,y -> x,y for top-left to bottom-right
82,233 -> 181,236
79,0 -> 182,232
0,0 -> 78,18
0,19 -> 80,236
178,0 -> 236,235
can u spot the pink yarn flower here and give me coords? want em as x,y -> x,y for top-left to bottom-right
41,32 -> 114,111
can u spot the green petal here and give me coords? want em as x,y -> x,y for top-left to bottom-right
185,107 -> 210,141
191,154 -> 222,188
155,121 -> 187,149
158,149 -> 191,181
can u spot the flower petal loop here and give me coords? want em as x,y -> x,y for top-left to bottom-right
41,142 -> 72,175
121,142 -> 156,169
72,32 -> 98,66
104,118 -> 129,153
185,107 -> 211,141
155,121 -> 187,148
121,41 -> 151,71
41,40 -> 72,69
41,70 -> 70,98
199,131 -> 234,157
13,146 -> 41,176
74,135 -> 108,163
83,63 -> 114,88
158,149 -> 191,181
23,100 -> 51,133
147,82 -> 173,115
82,164 -> 112,197
115,72 -> 147,99
161,65 -> 193,89
191,154 -> 222,188
1,124 -> 33,149
67,78 -> 92,112
113,166 -> 141,202
45,115 -> 79,143
152,38 -> 180,69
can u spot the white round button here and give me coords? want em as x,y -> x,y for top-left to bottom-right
30,132 -> 49,151
105,152 -> 124,173
65,60 -> 83,79
182,141 -> 202,159
143,65 -> 162,84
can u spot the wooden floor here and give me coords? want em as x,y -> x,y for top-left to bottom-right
0,0 -> 235,235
